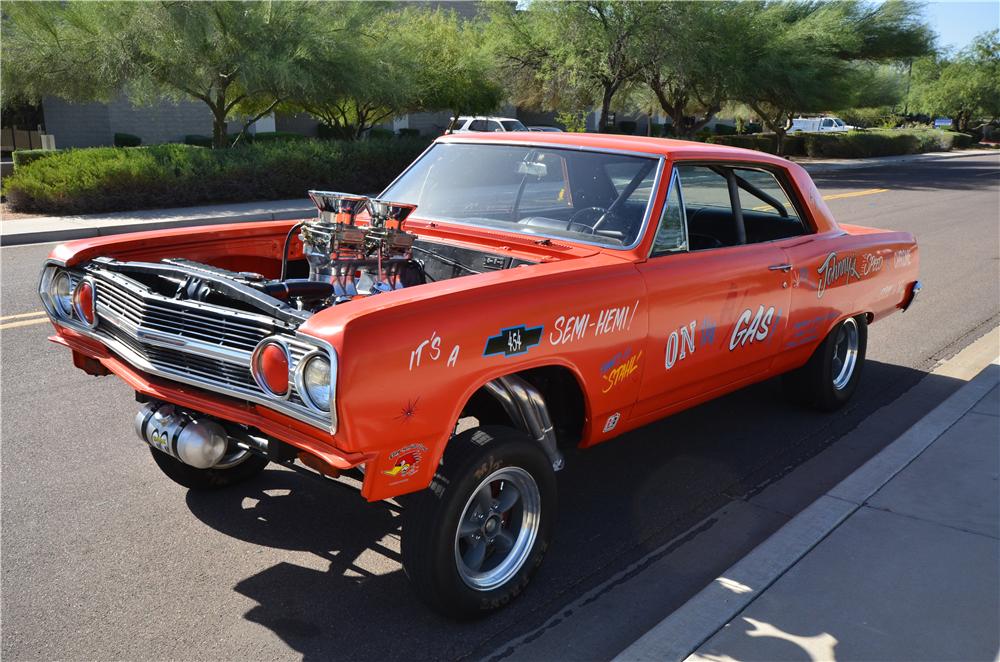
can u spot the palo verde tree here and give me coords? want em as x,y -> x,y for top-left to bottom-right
2,1 -> 328,148
730,0 -> 933,153
638,2 -> 756,137
909,30 -> 1000,132
295,7 -> 504,139
488,1 -> 658,131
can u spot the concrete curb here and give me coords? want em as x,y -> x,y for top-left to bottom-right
0,205 -> 313,247
613,347 -> 1000,662
798,148 -> 994,174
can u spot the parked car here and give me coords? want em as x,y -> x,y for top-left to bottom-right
528,125 -> 564,132
789,116 -> 854,133
449,116 -> 528,133
39,133 -> 920,618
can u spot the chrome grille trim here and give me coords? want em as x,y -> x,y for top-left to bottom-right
42,262 -> 334,433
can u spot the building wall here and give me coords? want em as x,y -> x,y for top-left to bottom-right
41,98 -> 113,148
42,94 -> 212,148
275,112 -> 321,137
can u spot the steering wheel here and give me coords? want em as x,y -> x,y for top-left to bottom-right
567,206 -> 608,231
567,206 -> 624,235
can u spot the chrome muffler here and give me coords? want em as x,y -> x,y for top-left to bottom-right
134,402 -> 229,469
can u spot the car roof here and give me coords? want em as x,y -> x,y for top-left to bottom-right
455,116 -> 521,122
436,131 -> 792,166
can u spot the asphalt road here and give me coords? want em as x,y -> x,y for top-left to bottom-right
2,152 -> 998,661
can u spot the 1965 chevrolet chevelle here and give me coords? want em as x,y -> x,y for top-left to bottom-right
40,133 -> 920,616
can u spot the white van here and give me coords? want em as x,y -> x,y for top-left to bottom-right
789,116 -> 853,133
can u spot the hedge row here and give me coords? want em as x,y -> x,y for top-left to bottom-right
3,138 -> 433,215
707,129 -> 976,158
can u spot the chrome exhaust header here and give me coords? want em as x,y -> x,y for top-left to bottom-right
134,402 -> 229,469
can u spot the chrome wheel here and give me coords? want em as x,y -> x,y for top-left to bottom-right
454,467 -> 541,591
831,317 -> 859,390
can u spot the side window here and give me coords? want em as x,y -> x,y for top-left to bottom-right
468,120 -> 487,132
650,173 -> 687,256
676,163 -> 808,250
821,119 -> 834,128
487,120 -> 503,132
676,165 -> 739,250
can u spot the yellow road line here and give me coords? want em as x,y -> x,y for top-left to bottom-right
0,318 -> 50,331
0,311 -> 47,321
822,188 -> 889,201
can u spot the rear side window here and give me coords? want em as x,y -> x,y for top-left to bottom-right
469,120 -> 487,131
733,168 -> 798,218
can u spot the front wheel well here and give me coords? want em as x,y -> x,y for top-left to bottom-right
459,366 -> 586,449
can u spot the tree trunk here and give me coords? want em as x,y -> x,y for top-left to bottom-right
774,127 -> 786,156
600,86 -> 615,133
671,108 -> 687,138
212,110 -> 228,149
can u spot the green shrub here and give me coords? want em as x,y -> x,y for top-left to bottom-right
802,129 -> 956,158
398,128 -> 421,138
368,128 -> 395,141
713,123 -> 738,135
12,148 -> 64,168
710,128 -> 965,158
3,138 -> 434,215
245,131 -> 308,143
184,135 -> 213,148
945,131 -> 976,148
706,133 -> 805,155
114,132 -> 142,147
617,120 -> 637,135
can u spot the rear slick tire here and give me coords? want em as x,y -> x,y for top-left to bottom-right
783,315 -> 867,411
400,426 -> 557,619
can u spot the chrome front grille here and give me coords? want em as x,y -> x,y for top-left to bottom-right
95,272 -> 272,353
60,267 -> 333,431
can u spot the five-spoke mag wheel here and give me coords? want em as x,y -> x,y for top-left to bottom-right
401,426 -> 556,619
454,467 -> 541,591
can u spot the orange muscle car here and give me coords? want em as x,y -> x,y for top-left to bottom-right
39,133 -> 920,617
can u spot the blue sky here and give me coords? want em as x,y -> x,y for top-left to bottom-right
922,1 -> 999,51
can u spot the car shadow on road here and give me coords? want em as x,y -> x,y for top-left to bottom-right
184,359 -> 961,662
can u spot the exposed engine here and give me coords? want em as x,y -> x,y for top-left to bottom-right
298,190 -> 420,301
76,191 -> 532,320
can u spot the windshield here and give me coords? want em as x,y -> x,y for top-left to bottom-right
380,143 -> 660,247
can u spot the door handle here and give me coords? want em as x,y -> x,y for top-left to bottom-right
768,263 -> 793,272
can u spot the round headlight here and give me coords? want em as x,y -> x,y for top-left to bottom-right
51,271 -> 73,318
251,340 -> 290,398
300,354 -> 331,412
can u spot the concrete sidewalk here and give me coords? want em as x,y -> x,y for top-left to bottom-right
1,149 -> 994,247
0,198 -> 312,246
616,358 -> 1000,662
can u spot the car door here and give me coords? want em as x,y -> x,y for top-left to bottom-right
633,163 -> 793,415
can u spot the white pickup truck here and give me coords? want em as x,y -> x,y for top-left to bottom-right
789,116 -> 854,133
